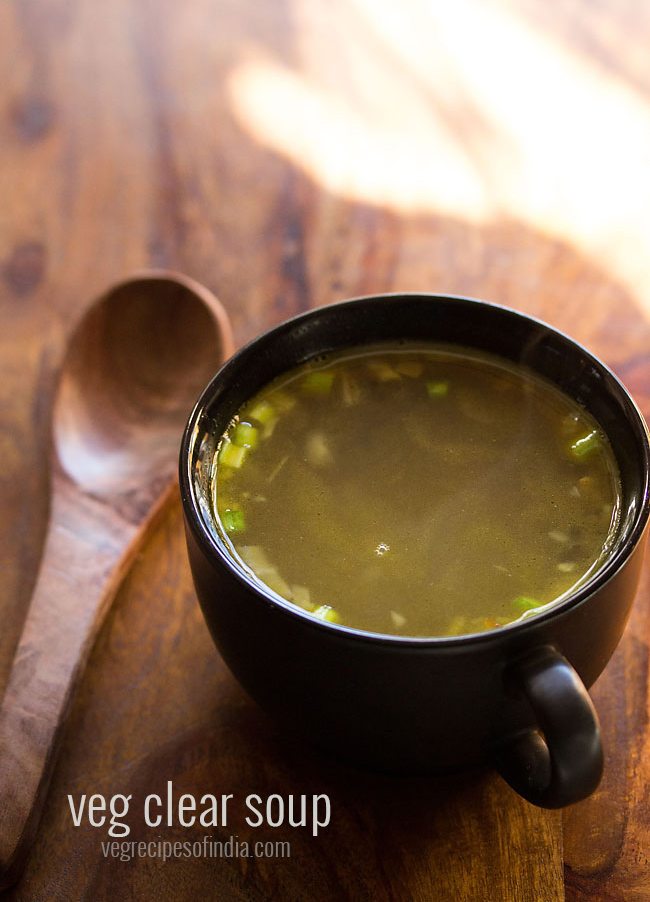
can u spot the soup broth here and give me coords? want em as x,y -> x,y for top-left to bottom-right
211,344 -> 621,637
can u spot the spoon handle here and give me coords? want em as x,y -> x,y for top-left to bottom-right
0,472 -> 171,887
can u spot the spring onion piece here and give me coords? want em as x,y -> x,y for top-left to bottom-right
341,372 -> 361,406
239,545 -> 271,571
219,441 -> 248,469
426,380 -> 449,398
255,569 -> 289,598
217,495 -> 234,514
548,530 -> 570,544
262,416 -> 279,439
557,562 -> 576,573
267,455 -> 288,483
306,432 -> 333,467
233,421 -> 259,449
512,595 -> 543,612
291,585 -> 312,609
394,360 -> 423,378
313,604 -> 340,623
578,476 -> 595,496
367,361 -> 400,381
238,547 -> 292,598
301,371 -> 335,394
221,509 -> 245,533
248,399 -> 276,425
570,430 -> 600,458
269,390 -> 297,413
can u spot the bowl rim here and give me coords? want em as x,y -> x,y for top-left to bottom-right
179,292 -> 650,648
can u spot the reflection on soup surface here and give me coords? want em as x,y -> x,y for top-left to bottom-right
212,344 -> 621,637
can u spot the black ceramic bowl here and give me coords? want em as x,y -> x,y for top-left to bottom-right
180,294 -> 650,808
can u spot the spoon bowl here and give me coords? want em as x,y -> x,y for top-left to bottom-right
55,273 -> 230,498
0,271 -> 233,887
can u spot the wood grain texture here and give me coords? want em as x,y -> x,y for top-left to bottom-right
0,475 -> 138,886
1,0 -> 649,899
4,502 -> 565,902
0,274 -> 231,884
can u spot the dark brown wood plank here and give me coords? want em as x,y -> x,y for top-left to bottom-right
2,0 -> 649,898
7,501 -> 565,902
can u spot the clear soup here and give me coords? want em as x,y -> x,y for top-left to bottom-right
211,344 -> 621,637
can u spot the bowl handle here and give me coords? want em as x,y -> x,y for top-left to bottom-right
494,645 -> 603,808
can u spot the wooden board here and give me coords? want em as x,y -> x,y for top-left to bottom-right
1,0 -> 649,898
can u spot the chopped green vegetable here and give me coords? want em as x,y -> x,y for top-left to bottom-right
216,495 -> 233,514
267,455 -> 288,483
306,431 -> 333,467
367,361 -> 400,381
570,430 -> 600,458
341,372 -> 362,406
233,421 -> 259,449
301,371 -> 335,394
269,390 -> 297,413
313,604 -> 340,623
548,530 -> 570,544
394,360 -> 423,378
291,584 -> 312,609
427,380 -> 449,397
219,441 -> 248,468
247,399 -> 276,425
262,417 -> 279,439
245,401 -> 279,439
512,595 -> 543,612
239,545 -> 271,570
238,547 -> 292,597
221,508 -> 245,532
261,569 -> 292,598
557,561 -> 576,573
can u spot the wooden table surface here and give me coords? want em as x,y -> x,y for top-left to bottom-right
2,1 -> 650,899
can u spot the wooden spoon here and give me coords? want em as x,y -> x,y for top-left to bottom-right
0,271 -> 233,886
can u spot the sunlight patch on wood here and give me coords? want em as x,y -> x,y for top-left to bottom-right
227,0 -> 650,314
